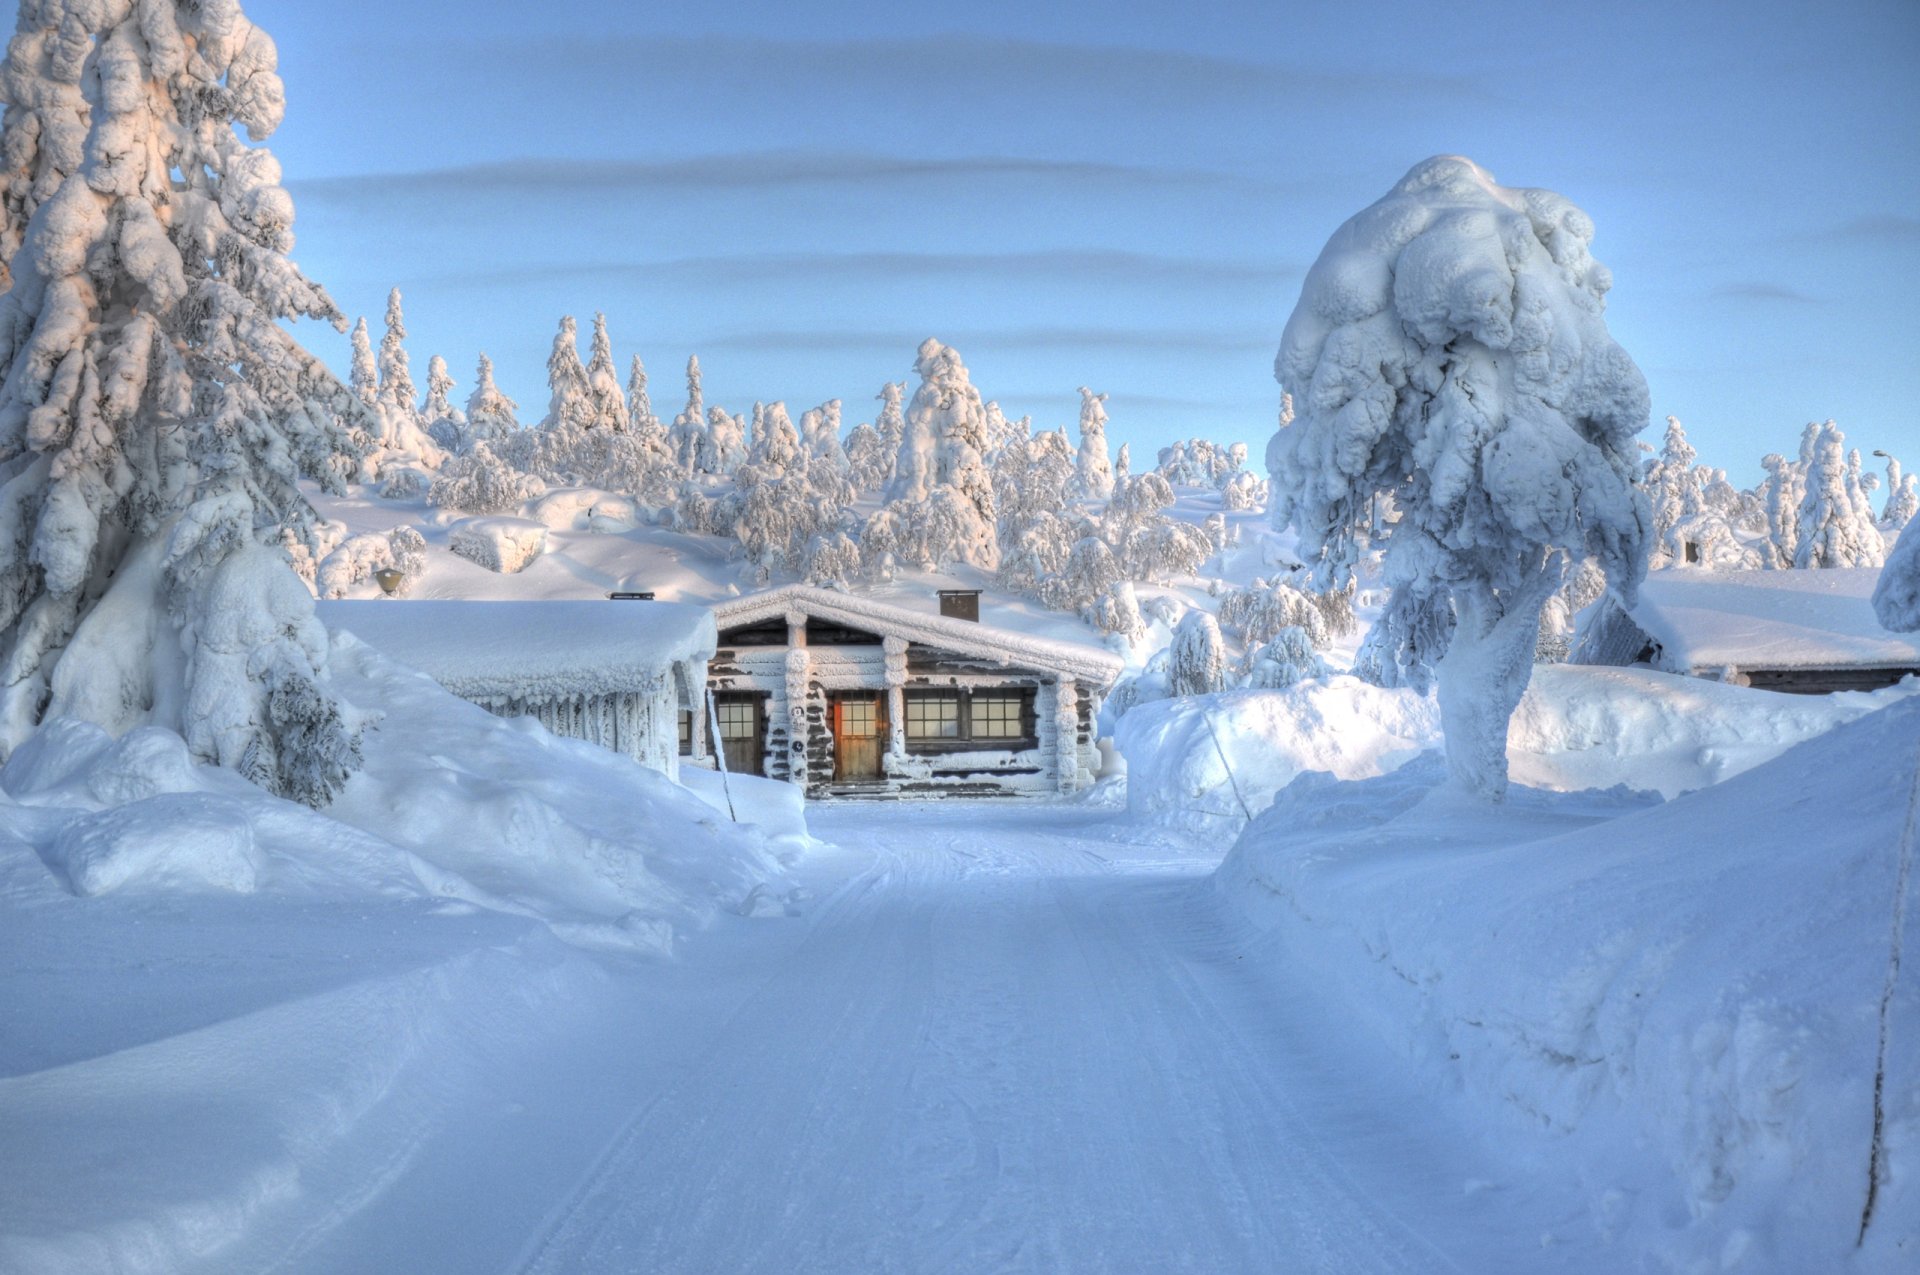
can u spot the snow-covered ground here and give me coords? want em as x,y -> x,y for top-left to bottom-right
7,698 -> 1911,1272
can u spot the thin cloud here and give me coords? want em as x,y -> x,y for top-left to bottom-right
688,328 -> 1275,356
406,250 -> 1302,293
1709,282 -> 1820,304
293,151 -> 1276,203
1833,214 -> 1920,243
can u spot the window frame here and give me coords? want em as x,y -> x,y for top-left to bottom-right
902,686 -> 1038,754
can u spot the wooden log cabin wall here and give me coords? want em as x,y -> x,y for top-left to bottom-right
697,586 -> 1123,800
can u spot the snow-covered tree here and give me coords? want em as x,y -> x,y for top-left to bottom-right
465,353 -> 519,444
669,355 -> 704,474
420,354 -> 466,453
1040,536 -> 1122,614
376,287 -> 415,417
1166,610 -> 1228,697
0,1 -> 99,294
348,316 -> 377,408
1873,522 -> 1920,632
584,312 -> 626,431
427,442 -> 543,515
0,0 -> 367,802
844,420 -> 890,492
875,379 -> 905,459
1074,386 -> 1115,501
1794,421 -> 1884,569
1115,441 -> 1131,482
1242,626 -> 1326,689
801,399 -> 847,473
1759,451 -> 1801,569
887,340 -> 996,568
626,354 -> 657,436
1268,156 -> 1650,800
543,314 -> 590,432
1881,456 -> 1918,532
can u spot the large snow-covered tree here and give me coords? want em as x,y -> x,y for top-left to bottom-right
887,339 -> 996,569
1794,421 -> 1884,569
542,314 -> 590,432
1074,386 -> 1114,501
584,311 -> 625,431
0,0 -> 366,803
1268,156 -> 1650,800
0,0 -> 99,294
465,352 -> 518,443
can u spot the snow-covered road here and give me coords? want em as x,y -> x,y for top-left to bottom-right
456,802 -> 1567,1274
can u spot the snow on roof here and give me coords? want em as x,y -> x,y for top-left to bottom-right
1621,568 -> 1920,672
712,585 -> 1125,687
318,600 -> 717,702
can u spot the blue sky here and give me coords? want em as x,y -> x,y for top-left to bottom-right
256,0 -> 1919,484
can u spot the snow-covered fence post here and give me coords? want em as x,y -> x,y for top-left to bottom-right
784,639 -> 811,789
883,636 -> 908,762
1267,156 -> 1649,801
1054,677 -> 1080,794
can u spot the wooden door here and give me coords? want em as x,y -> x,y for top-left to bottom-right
714,694 -> 765,776
833,694 -> 885,781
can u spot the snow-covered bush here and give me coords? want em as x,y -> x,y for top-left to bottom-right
1089,579 -> 1144,641
428,442 -> 545,515
1873,522 -> 1920,632
1268,156 -> 1649,800
0,1 -> 367,803
1217,580 -> 1329,649
1166,610 -> 1228,697
1241,626 -> 1326,689
1220,470 -> 1266,510
450,518 -> 547,574
1041,536 -> 1122,614
315,526 -> 427,599
801,530 -> 861,589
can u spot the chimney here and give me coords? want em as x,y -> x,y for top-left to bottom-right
937,589 -> 980,622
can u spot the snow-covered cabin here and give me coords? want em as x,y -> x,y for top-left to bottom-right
1572,567 -> 1920,693
319,600 -> 713,778
694,585 -> 1123,799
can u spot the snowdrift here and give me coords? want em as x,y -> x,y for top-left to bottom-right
1,635 -> 792,954
1117,664 -> 1918,836
1217,698 -> 1920,1272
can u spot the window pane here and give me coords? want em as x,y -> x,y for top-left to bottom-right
678,710 -> 692,752
718,701 -> 757,739
971,693 -> 1025,739
905,692 -> 960,738
840,699 -> 878,736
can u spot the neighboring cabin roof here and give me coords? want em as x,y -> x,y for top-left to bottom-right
319,599 -> 717,702
1591,567 -> 1920,673
711,584 -> 1125,687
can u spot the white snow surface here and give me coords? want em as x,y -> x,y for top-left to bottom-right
317,598 -> 715,701
1613,566 -> 1920,671
1218,697 -> 1920,1273
1118,663 -> 1919,836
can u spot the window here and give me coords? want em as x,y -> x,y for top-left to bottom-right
970,693 -> 1025,739
903,688 -> 1035,749
678,710 -> 692,755
905,692 -> 961,739
717,699 -> 759,740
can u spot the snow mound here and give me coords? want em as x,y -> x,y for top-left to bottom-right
529,487 -> 641,534
450,516 -> 548,574
1217,697 -> 1920,1272
45,794 -> 260,896
1119,665 -> 1917,835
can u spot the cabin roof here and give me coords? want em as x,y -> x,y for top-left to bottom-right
318,599 -> 717,701
711,585 -> 1125,687
1581,567 -> 1920,673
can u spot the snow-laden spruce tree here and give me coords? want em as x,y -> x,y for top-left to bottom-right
1873,522 -> 1920,632
801,399 -> 847,473
420,353 -> 465,452
0,0 -> 100,294
626,353 -> 657,435
887,340 -> 997,568
1794,421 -> 1884,568
584,312 -> 626,431
0,0 -> 367,802
1074,386 -> 1114,501
669,355 -> 703,474
1269,156 -> 1649,800
465,353 -> 519,443
543,314 -> 590,432
347,315 -> 377,407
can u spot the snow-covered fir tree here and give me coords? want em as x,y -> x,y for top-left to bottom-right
1115,441 -> 1131,482
1074,386 -> 1115,501
465,353 -> 519,444
670,355 -> 704,474
0,0 -> 366,803
420,354 -> 464,453
0,0 -> 98,294
626,354 -> 657,436
1166,610 -> 1228,696
886,341 -> 997,569
543,314 -> 591,432
1794,422 -> 1884,569
584,312 -> 626,431
1268,157 -> 1649,800
801,400 -> 847,473
376,288 -> 415,417
348,316 -> 378,409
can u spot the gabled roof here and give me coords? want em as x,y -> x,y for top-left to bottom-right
710,585 -> 1124,687
1577,567 -> 1920,673
320,599 -> 716,701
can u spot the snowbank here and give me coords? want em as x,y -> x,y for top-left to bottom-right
450,516 -> 548,574
529,487 -> 641,534
1216,698 -> 1920,1272
1118,665 -> 1918,835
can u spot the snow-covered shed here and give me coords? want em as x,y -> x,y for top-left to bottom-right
697,585 -> 1124,799
318,600 -> 714,777
1572,567 -> 1920,693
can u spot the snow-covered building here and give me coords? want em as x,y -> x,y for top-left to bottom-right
697,585 -> 1123,799
1573,567 -> 1920,693
319,600 -> 713,777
